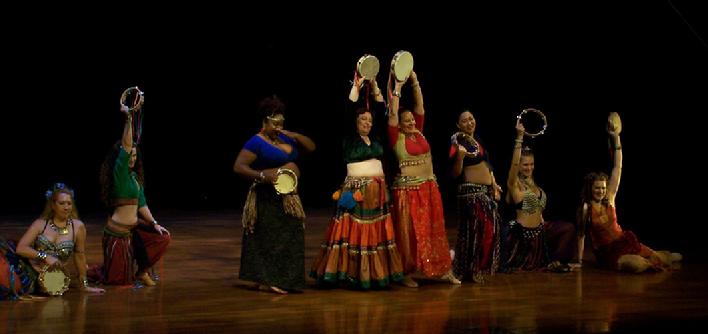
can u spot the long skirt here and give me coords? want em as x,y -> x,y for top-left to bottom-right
500,221 -> 549,272
310,176 -> 404,289
452,183 -> 500,280
239,184 -> 305,291
392,179 -> 452,278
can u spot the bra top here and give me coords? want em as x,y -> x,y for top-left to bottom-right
513,186 -> 547,214
33,219 -> 75,263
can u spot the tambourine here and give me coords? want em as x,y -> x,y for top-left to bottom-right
274,168 -> 298,195
357,55 -> 380,80
391,50 -> 414,82
38,265 -> 70,296
120,86 -> 144,112
607,112 -> 622,134
451,132 -> 480,157
517,108 -> 547,138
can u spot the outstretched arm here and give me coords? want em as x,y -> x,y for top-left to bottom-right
138,206 -> 170,236
73,221 -> 105,293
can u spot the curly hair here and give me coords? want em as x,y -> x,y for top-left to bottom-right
99,141 -> 144,207
258,95 -> 286,122
580,172 -> 608,205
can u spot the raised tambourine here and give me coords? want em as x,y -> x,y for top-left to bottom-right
607,112 -> 622,134
390,50 -> 414,82
38,265 -> 70,296
357,55 -> 380,80
273,168 -> 298,195
120,86 -> 144,112
517,108 -> 547,138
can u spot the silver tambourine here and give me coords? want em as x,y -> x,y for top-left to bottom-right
120,86 -> 144,112
391,50 -> 414,82
451,132 -> 480,157
274,168 -> 298,195
607,112 -> 622,134
357,55 -> 380,80
38,265 -> 70,296
517,108 -> 547,138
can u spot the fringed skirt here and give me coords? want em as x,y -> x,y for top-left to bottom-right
392,178 -> 452,278
310,176 -> 404,289
239,183 -> 305,291
500,221 -> 549,272
452,183 -> 500,280
89,221 -> 171,285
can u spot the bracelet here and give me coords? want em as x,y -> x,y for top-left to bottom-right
81,277 -> 89,288
257,171 -> 265,182
37,251 -> 47,261
615,146 -> 622,150
515,139 -> 523,143
392,91 -> 401,98
152,220 -> 158,225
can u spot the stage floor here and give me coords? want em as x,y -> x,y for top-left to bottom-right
2,210 -> 707,333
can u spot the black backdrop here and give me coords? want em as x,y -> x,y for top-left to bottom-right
2,3 -> 706,255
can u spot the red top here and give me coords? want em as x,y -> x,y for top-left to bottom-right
388,113 -> 430,155
590,204 -> 624,248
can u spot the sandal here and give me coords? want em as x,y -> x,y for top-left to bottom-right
547,261 -> 571,273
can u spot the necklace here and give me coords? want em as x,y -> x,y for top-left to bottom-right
50,218 -> 71,235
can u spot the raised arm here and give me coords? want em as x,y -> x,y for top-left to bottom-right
507,120 -> 525,199
349,72 -> 365,102
606,132 -> 622,205
409,71 -> 424,116
120,104 -> 133,151
388,80 -> 403,128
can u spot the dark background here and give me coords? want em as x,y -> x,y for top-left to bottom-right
2,3 -> 706,255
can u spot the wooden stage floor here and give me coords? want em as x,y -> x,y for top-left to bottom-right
2,210 -> 707,333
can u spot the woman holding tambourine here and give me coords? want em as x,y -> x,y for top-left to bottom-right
93,88 -> 171,287
7,183 -> 105,298
500,109 -> 576,274
449,110 -> 503,283
388,59 -> 460,287
233,95 -> 316,294
576,113 -> 682,273
310,55 -> 405,289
